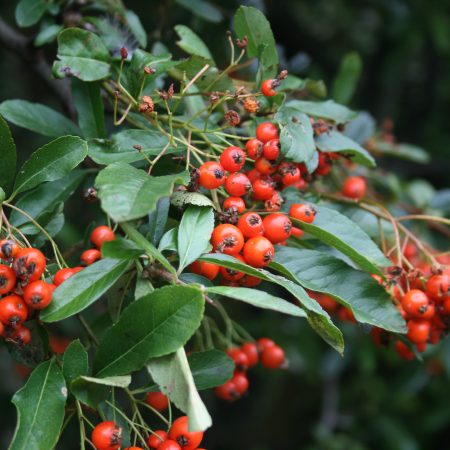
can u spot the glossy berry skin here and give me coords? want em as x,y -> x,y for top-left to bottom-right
227,347 -> 250,372
257,337 -> 275,352
0,240 -> 20,260
90,226 -> 116,249
407,319 -> 431,344
225,172 -> 251,197
169,416 -> 204,450
147,430 -> 168,449
426,274 -> 449,301
256,122 -> 278,143
145,391 -> 169,412
279,163 -> 301,186
237,212 -> 264,239
254,157 -> 277,175
261,344 -> 285,369
220,146 -> 246,173
289,203 -> 317,223
401,290 -> 431,318
198,161 -> 225,189
239,274 -> 262,287
13,248 -> 46,283
252,179 -> 275,201
395,340 -> 414,360
315,152 -> 332,176
243,236 -> 274,268
215,380 -> 239,402
261,79 -> 277,97
223,197 -> 246,213
220,255 -> 245,281
53,267 -> 83,286
211,224 -> 244,255
262,213 -> 292,244
81,249 -> 101,266
158,440 -> 182,450
23,280 -> 53,310
0,264 -> 16,295
124,447 -> 144,450
241,342 -> 259,367
189,260 -> 219,281
291,227 -> 304,238
245,139 -> 263,159
0,295 -> 28,327
232,372 -> 249,395
342,176 -> 367,200
91,421 -> 122,450
6,325 -> 31,346
263,139 -> 280,161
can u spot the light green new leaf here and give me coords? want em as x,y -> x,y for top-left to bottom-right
9,359 -> 66,450
15,0 -> 48,27
147,348 -> 212,431
0,100 -> 80,137
286,99 -> 357,124
175,25 -> 213,61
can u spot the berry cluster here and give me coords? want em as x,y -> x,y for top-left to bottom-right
215,338 -> 286,402
92,415 -> 206,450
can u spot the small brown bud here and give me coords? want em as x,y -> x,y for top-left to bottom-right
243,97 -> 260,113
133,144 -> 143,151
83,187 -> 98,203
235,36 -> 248,49
224,110 -> 241,127
120,47 -> 128,60
209,92 -> 221,104
144,66 -> 155,75
167,83 -> 174,100
277,69 -> 288,80
139,96 -> 154,113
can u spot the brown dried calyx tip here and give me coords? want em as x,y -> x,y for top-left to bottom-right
209,92 -> 221,104
235,36 -> 248,49
243,97 -> 260,113
277,69 -> 288,81
144,66 -> 156,75
224,110 -> 241,126
139,96 -> 154,113
120,47 -> 128,60
158,84 -> 175,101
133,144 -> 143,152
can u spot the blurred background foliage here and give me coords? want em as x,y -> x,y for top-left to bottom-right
0,1 -> 449,449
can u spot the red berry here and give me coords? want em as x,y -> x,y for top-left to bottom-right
0,240 -> 20,260
262,139 -> 280,161
278,162 -> 301,186
81,249 -> 101,266
189,260 -> 220,281
241,342 -> 259,367
220,146 -> 246,173
53,267 -> 83,286
261,79 -> 278,97
315,152 -> 332,176
198,161 -> 225,189
91,421 -> 122,450
407,319 -> 431,344
237,212 -> 264,239
226,347 -> 249,371
256,122 -> 278,143
90,226 -> 116,249
342,176 -> 367,200
220,254 -> 245,281
239,274 -> 262,287
225,172 -> 252,197
262,213 -> 292,244
395,340 -> 414,360
211,224 -> 244,255
158,441 -> 182,450
23,280 -> 53,310
0,264 -> 16,295
254,157 -> 277,175
6,325 -> 31,346
264,191 -> 283,212
401,290 -> 431,318
147,430 -> 168,449
146,391 -> 169,412
252,179 -> 275,201
261,344 -> 285,369
426,274 -> 449,301
232,372 -> 249,394
243,236 -> 274,268
223,197 -> 246,213
246,168 -> 262,183
13,248 -> 46,283
214,380 -> 239,402
245,139 -> 263,159
290,227 -> 304,238
289,203 -> 317,223
257,337 -> 275,352
0,295 -> 28,327
169,416 -> 204,450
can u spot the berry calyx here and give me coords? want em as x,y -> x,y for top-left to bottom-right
220,146 -> 246,173
211,224 -> 244,255
289,203 -> 317,223
169,416 -> 204,450
23,280 -> 53,310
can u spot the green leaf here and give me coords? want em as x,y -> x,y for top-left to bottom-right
234,6 -> 278,80
53,28 -> 111,81
101,237 -> 143,260
275,107 -> 316,164
40,258 -> 129,323
13,136 -> 88,195
148,197 -> 171,245
285,202 -> 391,274
15,0 -> 48,27
315,130 -> 375,167
285,99 -> 357,124
9,171 -> 85,233
188,350 -> 234,390
206,286 -> 307,318
71,79 -> 106,139
199,253 -> 343,354
372,141 -> 430,163
125,10 -> 147,48
147,347 -> 212,431
63,339 -> 89,384
0,115 -> 17,194
34,24 -> 63,46
171,191 -> 215,209
158,228 -> 178,252
175,25 -> 213,61
9,359 -> 66,450
178,206 -> 214,273
0,100 -> 80,137
332,52 -> 362,105
94,285 -> 204,377
71,375 -> 131,409
272,247 -> 406,333
95,162 -> 189,222
88,129 -> 181,165
175,0 -> 223,23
